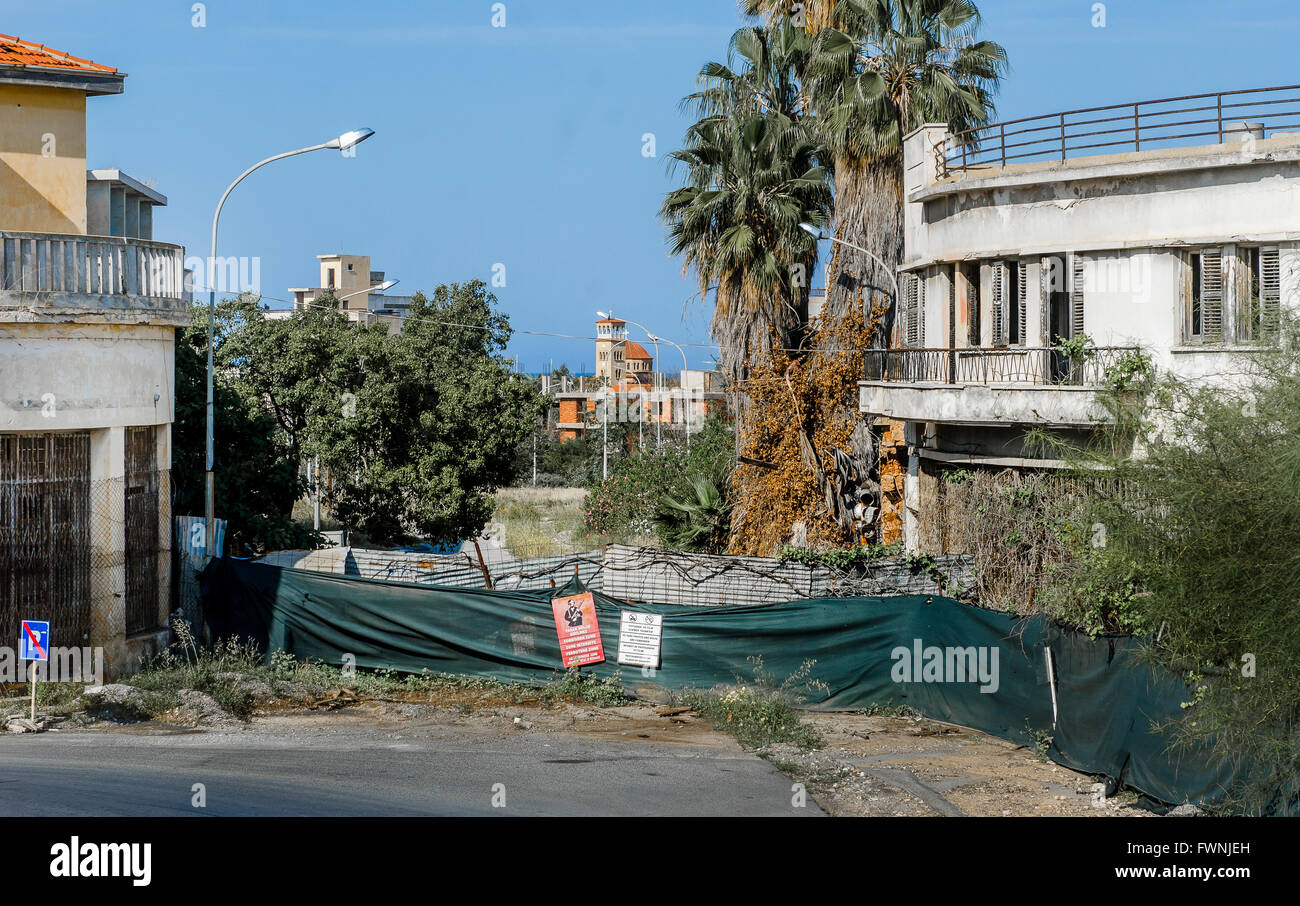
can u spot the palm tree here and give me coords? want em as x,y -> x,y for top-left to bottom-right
803,0 -> 1007,325
654,473 -> 734,553
742,0 -> 838,32
661,23 -> 831,383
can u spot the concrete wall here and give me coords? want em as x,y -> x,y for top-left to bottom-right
0,323 -> 175,431
0,83 -> 87,234
906,132 -> 1300,266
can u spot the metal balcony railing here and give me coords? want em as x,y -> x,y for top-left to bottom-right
940,84 -> 1300,177
863,346 -> 1137,387
0,231 -> 186,302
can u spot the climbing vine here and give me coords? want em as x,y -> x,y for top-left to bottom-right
729,305 -> 883,556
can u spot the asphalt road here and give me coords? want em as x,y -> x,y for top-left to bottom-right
0,726 -> 823,817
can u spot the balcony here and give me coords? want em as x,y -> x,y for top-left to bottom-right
0,230 -> 188,322
859,347 -> 1133,427
939,84 -> 1300,177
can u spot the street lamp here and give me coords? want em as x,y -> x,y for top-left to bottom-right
336,278 -> 399,306
205,128 -> 375,555
648,333 -> 691,449
798,222 -> 900,301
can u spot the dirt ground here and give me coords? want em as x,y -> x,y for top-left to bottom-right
39,683 -> 1153,818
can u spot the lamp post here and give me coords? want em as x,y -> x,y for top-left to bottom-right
334,278 -> 398,309
205,128 -> 375,556
798,222 -> 900,302
648,333 -> 691,448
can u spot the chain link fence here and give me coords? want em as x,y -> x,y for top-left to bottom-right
258,543 -> 974,607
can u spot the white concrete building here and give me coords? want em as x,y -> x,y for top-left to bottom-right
0,37 -> 186,672
282,252 -> 414,332
862,85 -> 1300,550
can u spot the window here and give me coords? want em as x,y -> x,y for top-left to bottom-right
900,273 -> 923,346
125,427 -> 160,634
986,260 -> 1034,346
1069,254 -> 1086,339
960,261 -> 979,345
326,268 -> 336,289
1243,247 -> 1281,342
1188,250 -> 1223,342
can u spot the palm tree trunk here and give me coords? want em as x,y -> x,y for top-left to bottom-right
825,150 -> 904,339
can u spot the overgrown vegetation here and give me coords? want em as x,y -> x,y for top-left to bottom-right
490,487 -> 599,557
780,541 -> 902,568
1035,323 -> 1300,814
675,656 -> 827,750
582,417 -> 736,549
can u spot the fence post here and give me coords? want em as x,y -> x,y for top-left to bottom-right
1133,103 -> 1140,151
1059,113 -> 1066,162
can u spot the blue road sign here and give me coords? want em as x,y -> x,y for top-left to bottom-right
20,620 -> 49,662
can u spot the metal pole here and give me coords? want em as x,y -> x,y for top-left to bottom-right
654,336 -> 691,448
313,457 -> 320,530
205,140 -> 335,557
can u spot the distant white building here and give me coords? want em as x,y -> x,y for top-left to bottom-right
865,86 -> 1300,550
280,253 -> 416,332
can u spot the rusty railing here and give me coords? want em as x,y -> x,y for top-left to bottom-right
863,346 -> 1137,387
942,84 -> 1300,176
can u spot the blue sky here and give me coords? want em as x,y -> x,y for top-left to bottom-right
6,0 -> 1300,373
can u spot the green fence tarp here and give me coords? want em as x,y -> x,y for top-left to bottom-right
202,557 -> 1246,809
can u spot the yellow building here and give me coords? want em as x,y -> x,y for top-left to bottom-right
0,35 -> 186,674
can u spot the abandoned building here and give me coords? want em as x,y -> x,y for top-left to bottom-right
0,36 -> 186,670
864,85 -> 1300,551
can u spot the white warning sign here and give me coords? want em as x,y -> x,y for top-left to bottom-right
617,610 -> 663,668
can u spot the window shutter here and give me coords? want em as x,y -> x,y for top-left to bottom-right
901,274 -> 923,347
1070,255 -> 1086,337
912,276 -> 924,347
1200,251 -> 1223,340
1017,262 -> 1028,345
991,262 -> 1006,346
1260,248 -> 1281,340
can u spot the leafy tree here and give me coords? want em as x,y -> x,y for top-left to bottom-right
175,283 -> 543,551
310,281 -> 545,544
173,297 -> 316,553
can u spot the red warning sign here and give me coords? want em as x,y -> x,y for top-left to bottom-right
551,592 -> 605,667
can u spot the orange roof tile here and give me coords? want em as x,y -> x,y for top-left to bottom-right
623,340 -> 652,360
0,34 -> 116,73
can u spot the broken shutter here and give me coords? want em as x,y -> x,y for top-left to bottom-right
901,273 -> 923,347
1260,248 -> 1281,340
1069,254 -> 1086,338
991,262 -> 1006,346
1016,261 -> 1028,345
914,275 -> 925,347
1200,250 -> 1223,341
